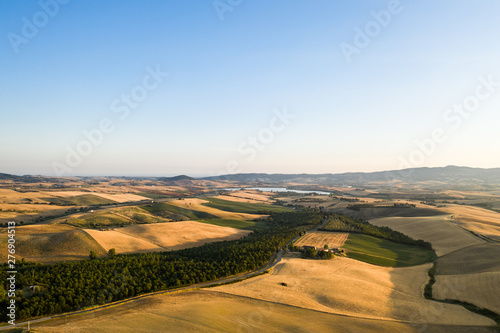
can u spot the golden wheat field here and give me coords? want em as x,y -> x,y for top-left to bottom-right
47,191 -> 94,197
90,192 -> 149,203
434,271 -> 500,314
214,256 -> 493,326
167,198 -> 263,220
0,224 -> 106,263
0,188 -> 49,203
115,221 -> 250,250
0,187 -> 149,222
216,189 -> 275,203
433,242 -> 500,315
370,215 -> 483,256
84,221 -> 250,254
0,202 -> 69,223
32,289 -> 495,333
49,190 -> 148,203
213,194 -> 256,203
441,205 -> 500,240
436,243 -> 500,275
83,228 -> 164,253
294,231 -> 349,249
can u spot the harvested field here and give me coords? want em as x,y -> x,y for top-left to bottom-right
48,191 -> 95,197
43,194 -> 117,206
90,192 -> 149,203
142,202 -> 217,220
442,205 -> 500,240
203,197 -> 291,214
84,221 -> 250,254
294,231 -> 348,249
370,215 -> 483,256
32,290 -> 496,333
116,221 -> 250,250
0,224 -> 106,263
216,190 -> 274,203
433,243 -> 500,316
198,218 -> 264,230
68,213 -> 131,228
0,188 -> 54,204
215,195 -> 266,203
436,243 -> 500,275
0,203 -> 66,218
49,191 -> 148,203
214,256 -> 493,326
434,271 -> 500,315
83,229 -> 163,253
66,207 -> 169,228
167,198 -> 263,220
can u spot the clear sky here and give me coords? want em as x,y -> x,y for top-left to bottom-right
1,0 -> 500,176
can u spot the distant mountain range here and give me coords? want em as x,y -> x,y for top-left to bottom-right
2,166 -> 500,186
158,175 -> 195,182
0,173 -> 57,182
201,166 -> 500,186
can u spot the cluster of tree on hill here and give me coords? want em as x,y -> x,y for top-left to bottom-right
319,214 -> 432,250
336,197 -> 360,202
470,202 -> 499,212
299,245 -> 335,260
0,211 -> 323,322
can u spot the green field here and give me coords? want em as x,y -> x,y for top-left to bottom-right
43,194 -> 116,206
142,202 -> 218,220
203,198 -> 292,214
198,218 -> 267,231
343,233 -> 436,267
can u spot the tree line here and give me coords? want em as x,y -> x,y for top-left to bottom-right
319,214 -> 433,249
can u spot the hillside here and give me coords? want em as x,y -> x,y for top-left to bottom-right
4,165 -> 500,187
214,256 -> 493,326
201,166 -> 500,186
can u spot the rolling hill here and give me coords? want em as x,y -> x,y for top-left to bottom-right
201,166 -> 500,186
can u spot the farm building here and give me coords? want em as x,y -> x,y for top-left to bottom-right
332,248 -> 344,255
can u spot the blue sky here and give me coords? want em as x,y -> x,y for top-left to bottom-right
1,0 -> 500,176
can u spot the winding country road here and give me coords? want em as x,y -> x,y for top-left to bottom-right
0,250 -> 285,330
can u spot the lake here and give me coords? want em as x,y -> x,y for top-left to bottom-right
223,187 -> 331,195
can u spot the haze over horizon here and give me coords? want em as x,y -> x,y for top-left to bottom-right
2,164 -> 499,179
2,1 -> 500,176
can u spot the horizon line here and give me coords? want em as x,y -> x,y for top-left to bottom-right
2,164 -> 499,179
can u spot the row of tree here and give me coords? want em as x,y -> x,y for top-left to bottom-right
319,214 -> 433,249
346,203 -> 416,211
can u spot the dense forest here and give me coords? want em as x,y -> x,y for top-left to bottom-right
319,214 -> 433,249
1,211 -> 322,322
